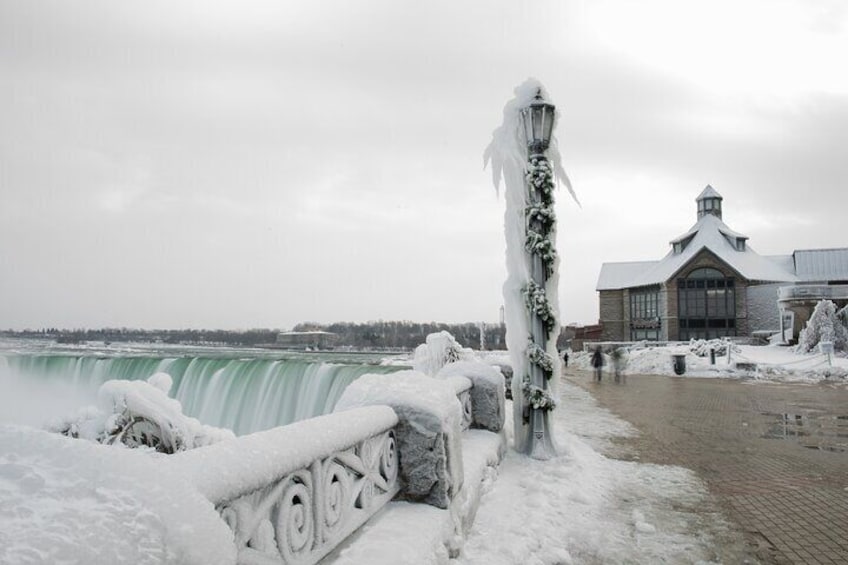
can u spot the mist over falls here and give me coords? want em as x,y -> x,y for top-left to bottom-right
1,354 -> 402,435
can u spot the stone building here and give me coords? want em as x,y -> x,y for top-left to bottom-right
275,331 -> 338,349
596,186 -> 848,342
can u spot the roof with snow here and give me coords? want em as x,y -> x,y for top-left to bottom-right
598,212 -> 798,290
696,185 -> 722,200
794,248 -> 848,282
597,187 -> 848,291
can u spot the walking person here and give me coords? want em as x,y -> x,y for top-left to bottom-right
611,347 -> 627,383
591,346 -> 604,382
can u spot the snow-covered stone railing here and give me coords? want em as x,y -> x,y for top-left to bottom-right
168,366 -> 505,565
336,367 -> 505,510
170,406 -> 400,565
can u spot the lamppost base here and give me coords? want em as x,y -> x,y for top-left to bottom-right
528,434 -> 558,461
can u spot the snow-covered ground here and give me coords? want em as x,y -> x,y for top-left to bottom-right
571,342 -> 848,384
455,382 -> 739,564
2,343 -> 844,564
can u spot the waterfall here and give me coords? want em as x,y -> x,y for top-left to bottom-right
1,353 -> 404,435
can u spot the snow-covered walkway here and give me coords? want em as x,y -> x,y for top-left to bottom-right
330,377 -> 743,565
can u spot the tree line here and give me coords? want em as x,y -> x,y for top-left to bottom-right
1,322 -> 509,350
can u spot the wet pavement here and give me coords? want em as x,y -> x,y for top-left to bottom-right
565,370 -> 848,565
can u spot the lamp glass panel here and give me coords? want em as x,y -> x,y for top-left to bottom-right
542,107 -> 554,142
531,106 -> 544,142
522,109 -> 533,145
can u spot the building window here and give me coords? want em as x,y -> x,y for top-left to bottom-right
698,197 -> 722,218
629,286 -> 661,341
677,268 -> 736,340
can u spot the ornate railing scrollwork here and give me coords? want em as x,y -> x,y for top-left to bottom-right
218,429 -> 399,565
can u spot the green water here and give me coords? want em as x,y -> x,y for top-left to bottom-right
0,344 -> 406,435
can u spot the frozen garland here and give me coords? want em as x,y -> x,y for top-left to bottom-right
525,157 -> 555,199
523,282 -> 557,335
527,341 -> 554,379
522,378 -> 558,411
524,230 -> 557,277
526,203 -> 556,230
521,155 -> 559,414
525,159 -> 557,278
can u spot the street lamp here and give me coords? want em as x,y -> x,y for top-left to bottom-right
520,88 -> 559,460
522,90 -> 556,155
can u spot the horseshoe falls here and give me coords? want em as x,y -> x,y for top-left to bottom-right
0,351 -> 404,436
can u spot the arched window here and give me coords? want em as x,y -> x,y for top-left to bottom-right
677,268 -> 736,340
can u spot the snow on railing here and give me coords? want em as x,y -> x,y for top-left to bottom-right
169,368 -> 506,565
171,406 -> 400,565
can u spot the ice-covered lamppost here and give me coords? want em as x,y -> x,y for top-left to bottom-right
485,79 -> 575,460
520,90 -> 558,459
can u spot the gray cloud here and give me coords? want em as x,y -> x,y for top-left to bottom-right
1,0 -> 845,329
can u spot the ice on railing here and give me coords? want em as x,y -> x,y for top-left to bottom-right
169,405 -> 398,504
436,361 -> 506,432
335,370 -> 464,508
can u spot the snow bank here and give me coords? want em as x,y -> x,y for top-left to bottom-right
0,424 -> 236,565
571,343 -> 848,383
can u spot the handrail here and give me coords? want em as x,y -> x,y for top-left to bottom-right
778,284 -> 848,303
170,406 -> 400,565
167,367 -> 506,565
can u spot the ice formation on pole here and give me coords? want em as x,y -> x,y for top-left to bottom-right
484,78 -> 576,457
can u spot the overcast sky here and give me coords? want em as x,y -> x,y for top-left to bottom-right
1,0 -> 846,331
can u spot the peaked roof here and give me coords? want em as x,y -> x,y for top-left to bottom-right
597,213 -> 797,290
696,184 -> 722,200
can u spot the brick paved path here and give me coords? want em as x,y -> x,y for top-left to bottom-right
566,371 -> 848,565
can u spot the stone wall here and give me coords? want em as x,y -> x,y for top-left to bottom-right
599,289 -> 625,341
747,283 -> 783,334
662,282 -> 677,340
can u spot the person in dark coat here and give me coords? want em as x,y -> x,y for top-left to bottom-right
591,346 -> 604,382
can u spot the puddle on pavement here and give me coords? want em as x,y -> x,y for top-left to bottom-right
762,413 -> 848,452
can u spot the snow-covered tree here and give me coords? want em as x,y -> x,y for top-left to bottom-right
838,305 -> 848,351
797,299 -> 848,353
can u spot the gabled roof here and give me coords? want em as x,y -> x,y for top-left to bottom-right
794,248 -> 848,282
597,213 -> 797,290
696,184 -> 722,200
596,260 -> 659,291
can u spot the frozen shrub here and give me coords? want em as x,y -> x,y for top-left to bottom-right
797,299 -> 848,353
688,338 -> 739,357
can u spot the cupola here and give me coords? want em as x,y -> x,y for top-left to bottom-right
696,185 -> 723,220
